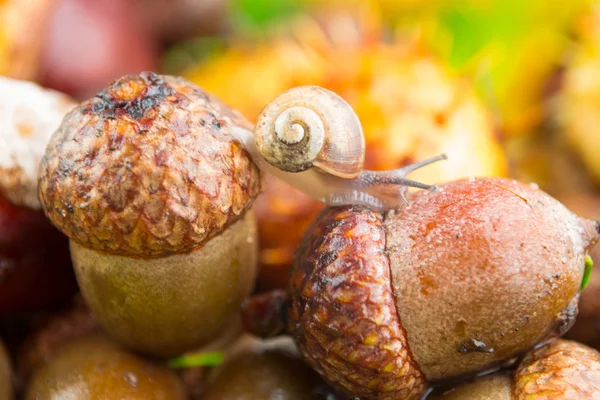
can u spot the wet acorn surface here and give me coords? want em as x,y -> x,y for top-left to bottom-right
25,334 -> 187,400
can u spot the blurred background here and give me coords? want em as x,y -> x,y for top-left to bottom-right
1,0 -> 600,292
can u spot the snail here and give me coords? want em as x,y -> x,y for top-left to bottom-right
229,86 -> 446,212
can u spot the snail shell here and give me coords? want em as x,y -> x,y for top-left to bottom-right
254,86 -> 365,178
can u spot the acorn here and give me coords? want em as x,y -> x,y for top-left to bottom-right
38,72 -> 261,357
25,334 -> 187,400
201,336 -> 321,400
243,176 -> 599,399
0,339 -> 12,400
430,340 -> 600,399
285,177 -> 599,399
0,76 -> 77,314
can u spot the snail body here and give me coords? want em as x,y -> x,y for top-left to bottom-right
231,85 -> 444,212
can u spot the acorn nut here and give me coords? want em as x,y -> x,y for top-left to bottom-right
25,334 -> 187,400
202,336 -> 321,400
38,72 -> 261,357
283,177 -> 600,399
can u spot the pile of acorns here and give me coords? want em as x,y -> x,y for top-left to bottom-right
0,69 -> 598,400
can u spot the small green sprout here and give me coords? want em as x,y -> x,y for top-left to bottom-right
168,351 -> 224,369
582,255 -> 594,291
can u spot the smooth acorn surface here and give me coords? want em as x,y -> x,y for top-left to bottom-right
202,336 -> 320,400
38,72 -> 261,357
25,334 -> 187,400
289,177 -> 599,399
0,340 -> 12,400
431,340 -> 600,399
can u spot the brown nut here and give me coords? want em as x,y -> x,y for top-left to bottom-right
38,72 -> 261,357
0,339 -> 13,400
0,77 -> 77,314
202,336 -> 321,400
25,334 -> 187,400
430,340 -> 600,399
287,177 -> 599,399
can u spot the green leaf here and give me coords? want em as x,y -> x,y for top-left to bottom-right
582,255 -> 594,291
230,0 -> 305,33
167,351 -> 225,369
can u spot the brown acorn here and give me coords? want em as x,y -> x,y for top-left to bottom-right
430,340 -> 600,399
38,72 -> 261,357
245,177 -> 599,399
25,334 -> 187,400
202,336 -> 321,400
0,77 -> 77,314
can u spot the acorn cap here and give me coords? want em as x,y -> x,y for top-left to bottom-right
0,77 -> 76,209
289,206 -> 427,399
514,339 -> 600,397
38,72 -> 261,258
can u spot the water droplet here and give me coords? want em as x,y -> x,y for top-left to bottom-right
124,373 -> 138,387
457,338 -> 494,354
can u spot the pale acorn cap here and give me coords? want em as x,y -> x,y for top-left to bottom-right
0,76 -> 75,209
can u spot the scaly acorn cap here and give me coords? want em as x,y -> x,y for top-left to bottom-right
38,72 -> 261,258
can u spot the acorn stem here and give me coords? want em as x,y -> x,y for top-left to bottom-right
241,290 -> 290,338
